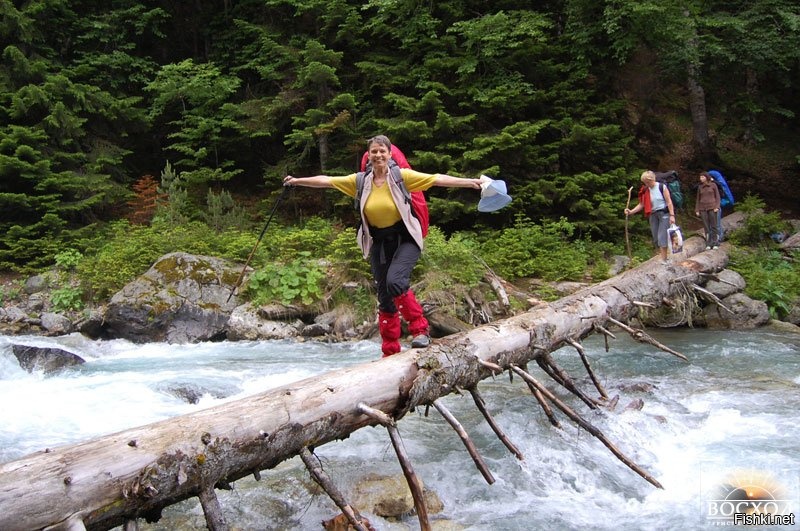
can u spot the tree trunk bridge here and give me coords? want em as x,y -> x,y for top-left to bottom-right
0,236 -> 729,530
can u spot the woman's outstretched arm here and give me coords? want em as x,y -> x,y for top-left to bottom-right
283,175 -> 334,188
433,174 -> 482,189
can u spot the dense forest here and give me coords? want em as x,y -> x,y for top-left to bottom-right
1,1 -> 798,297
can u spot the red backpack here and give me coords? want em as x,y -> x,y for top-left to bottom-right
358,145 -> 430,237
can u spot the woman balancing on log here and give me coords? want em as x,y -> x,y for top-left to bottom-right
284,135 -> 507,357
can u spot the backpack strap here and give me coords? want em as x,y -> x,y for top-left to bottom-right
354,171 -> 366,210
388,162 -> 412,206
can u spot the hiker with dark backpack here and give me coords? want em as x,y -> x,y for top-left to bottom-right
283,135 -> 483,357
695,172 -> 721,249
624,170 -> 677,264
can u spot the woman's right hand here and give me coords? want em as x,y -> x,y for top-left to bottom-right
283,175 -> 295,186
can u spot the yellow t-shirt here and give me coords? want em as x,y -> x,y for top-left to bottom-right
330,170 -> 438,229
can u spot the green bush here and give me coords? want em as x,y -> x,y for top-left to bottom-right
244,252 -> 325,305
264,217 -> 335,262
51,287 -> 84,312
54,249 -> 83,271
325,227 -> 372,281
728,194 -> 789,245
76,221 -> 167,300
418,228 -> 484,289
479,215 -> 587,281
728,248 -> 800,319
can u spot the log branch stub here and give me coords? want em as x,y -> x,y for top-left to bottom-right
537,353 -> 600,409
566,338 -> 609,399
510,365 -> 663,490
356,403 -> 429,529
386,424 -> 431,531
469,388 -> 524,460
299,447 -> 370,531
605,316 -> 688,361
691,283 -> 735,314
198,485 -> 228,531
477,357 -> 503,375
431,399 -> 495,485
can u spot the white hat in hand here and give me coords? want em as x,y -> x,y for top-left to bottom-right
478,175 -> 512,212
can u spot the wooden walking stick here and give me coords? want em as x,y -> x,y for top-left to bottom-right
624,186 -> 633,259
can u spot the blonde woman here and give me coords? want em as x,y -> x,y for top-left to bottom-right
624,170 -> 676,263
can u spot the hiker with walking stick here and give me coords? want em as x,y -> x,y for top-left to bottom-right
283,135 -> 487,357
624,170 -> 676,265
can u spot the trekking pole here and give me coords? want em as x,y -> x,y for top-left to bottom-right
226,185 -> 290,303
624,186 -> 633,259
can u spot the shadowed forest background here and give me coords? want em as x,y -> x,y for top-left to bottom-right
1,0 -> 798,315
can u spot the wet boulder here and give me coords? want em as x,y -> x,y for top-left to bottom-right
702,292 -> 771,329
11,344 -> 85,375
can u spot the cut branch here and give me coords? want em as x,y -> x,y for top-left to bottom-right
299,447 -> 369,531
469,388 -> 524,460
357,403 -> 430,531
605,316 -> 689,361
537,353 -> 601,409
691,283 -> 735,314
432,399 -> 495,485
198,485 -> 228,531
510,365 -> 663,490
566,338 -> 609,399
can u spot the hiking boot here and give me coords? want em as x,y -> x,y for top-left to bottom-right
411,334 -> 431,348
712,245 -> 719,250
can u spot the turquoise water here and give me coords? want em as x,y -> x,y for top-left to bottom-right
1,328 -> 799,530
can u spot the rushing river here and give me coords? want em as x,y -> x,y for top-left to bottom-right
2,328 -> 799,530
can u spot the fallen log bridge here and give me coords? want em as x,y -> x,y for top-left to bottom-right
0,236 -> 729,530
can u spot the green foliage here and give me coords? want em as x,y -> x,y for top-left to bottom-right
245,252 -> 325,306
74,220 -> 248,301
0,283 -> 22,305
728,248 -> 800,319
265,217 -> 336,262
54,249 -> 83,271
50,287 -> 84,313
479,215 -> 588,281
155,162 -> 191,226
325,227 -> 372,281
418,228 -> 484,290
1,0 -> 799,276
145,59 -> 245,186
728,194 -> 789,245
204,189 -> 250,232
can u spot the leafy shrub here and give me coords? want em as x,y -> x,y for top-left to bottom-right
54,249 -> 83,271
50,287 -> 84,312
728,194 -> 789,245
244,252 -> 325,305
728,248 -> 800,319
76,220 -> 178,300
418,227 -> 484,289
204,189 -> 250,232
265,217 -> 335,262
479,215 -> 587,281
325,227 -> 372,281
0,284 -> 21,305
